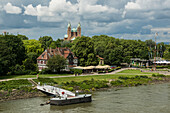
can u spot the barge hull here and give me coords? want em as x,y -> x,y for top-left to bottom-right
50,95 -> 92,106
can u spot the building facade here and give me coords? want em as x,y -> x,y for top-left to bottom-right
37,47 -> 78,71
64,22 -> 81,41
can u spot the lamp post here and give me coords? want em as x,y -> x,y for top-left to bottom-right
154,32 -> 158,71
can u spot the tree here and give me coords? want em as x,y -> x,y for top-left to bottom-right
72,36 -> 98,66
56,39 -> 63,47
46,55 -> 67,73
164,45 -> 170,60
23,39 -> 43,55
61,40 -> 73,48
23,58 -> 38,72
39,36 -> 53,50
92,35 -> 149,66
17,34 -> 29,40
145,39 -> 155,48
50,41 -> 57,49
0,34 -> 26,75
27,52 -> 38,64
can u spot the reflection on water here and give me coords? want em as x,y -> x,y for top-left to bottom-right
0,83 -> 170,113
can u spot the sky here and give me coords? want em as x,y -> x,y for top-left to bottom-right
0,0 -> 170,42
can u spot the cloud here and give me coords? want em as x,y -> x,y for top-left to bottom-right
125,2 -> 141,10
142,25 -> 153,29
23,0 -> 120,23
3,2 -> 22,14
23,4 -> 37,16
0,0 -> 170,42
125,0 -> 170,10
123,0 -> 170,20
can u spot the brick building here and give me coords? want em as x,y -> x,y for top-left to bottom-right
37,47 -> 78,71
64,22 -> 81,41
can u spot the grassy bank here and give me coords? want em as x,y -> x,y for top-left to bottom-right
34,74 -> 170,92
0,69 -> 170,102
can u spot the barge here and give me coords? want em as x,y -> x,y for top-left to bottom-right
37,84 -> 92,105
50,94 -> 92,105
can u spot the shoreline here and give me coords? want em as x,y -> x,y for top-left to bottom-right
0,77 -> 170,102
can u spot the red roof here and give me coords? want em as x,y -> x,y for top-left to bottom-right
37,47 -> 77,60
64,51 -> 70,58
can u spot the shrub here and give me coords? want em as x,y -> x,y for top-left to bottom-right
157,74 -> 166,77
40,68 -> 51,74
118,76 -> 130,80
108,69 -> 115,72
84,89 -> 90,93
152,74 -> 156,77
139,75 -> 148,78
29,71 -> 38,75
67,87 -> 73,91
111,80 -> 123,86
70,69 -> 82,75
7,72 -> 12,75
92,87 -> 96,91
152,74 -> 165,77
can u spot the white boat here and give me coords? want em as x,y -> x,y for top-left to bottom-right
50,94 -> 92,106
37,84 -> 92,105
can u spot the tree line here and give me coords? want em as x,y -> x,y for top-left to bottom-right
0,34 -> 169,76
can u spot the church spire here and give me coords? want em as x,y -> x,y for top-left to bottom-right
68,22 -> 71,28
77,22 -> 81,28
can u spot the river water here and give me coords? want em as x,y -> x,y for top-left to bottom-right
0,83 -> 169,113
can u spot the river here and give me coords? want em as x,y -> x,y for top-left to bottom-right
0,83 -> 169,113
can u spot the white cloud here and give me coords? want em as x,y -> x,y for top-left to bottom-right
3,2 -> 22,14
23,0 -> 119,22
151,28 -> 170,32
125,0 -> 170,10
123,0 -> 170,19
125,2 -> 141,10
23,4 -> 37,16
23,0 -> 78,22
49,0 -> 78,13
142,25 -> 153,29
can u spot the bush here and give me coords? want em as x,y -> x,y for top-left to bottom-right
152,74 -> 156,77
118,76 -> 130,80
7,72 -> 12,75
29,71 -> 38,75
108,69 -> 115,72
152,74 -> 166,77
40,68 -> 51,74
70,69 -> 82,75
67,87 -> 73,91
111,80 -> 123,86
139,75 -> 148,78
156,74 -> 166,77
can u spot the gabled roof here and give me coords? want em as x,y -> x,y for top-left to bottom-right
63,51 -> 70,58
37,47 -> 77,60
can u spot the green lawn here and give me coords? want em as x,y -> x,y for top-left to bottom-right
118,69 -> 158,74
0,74 -> 72,80
51,74 -> 153,84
